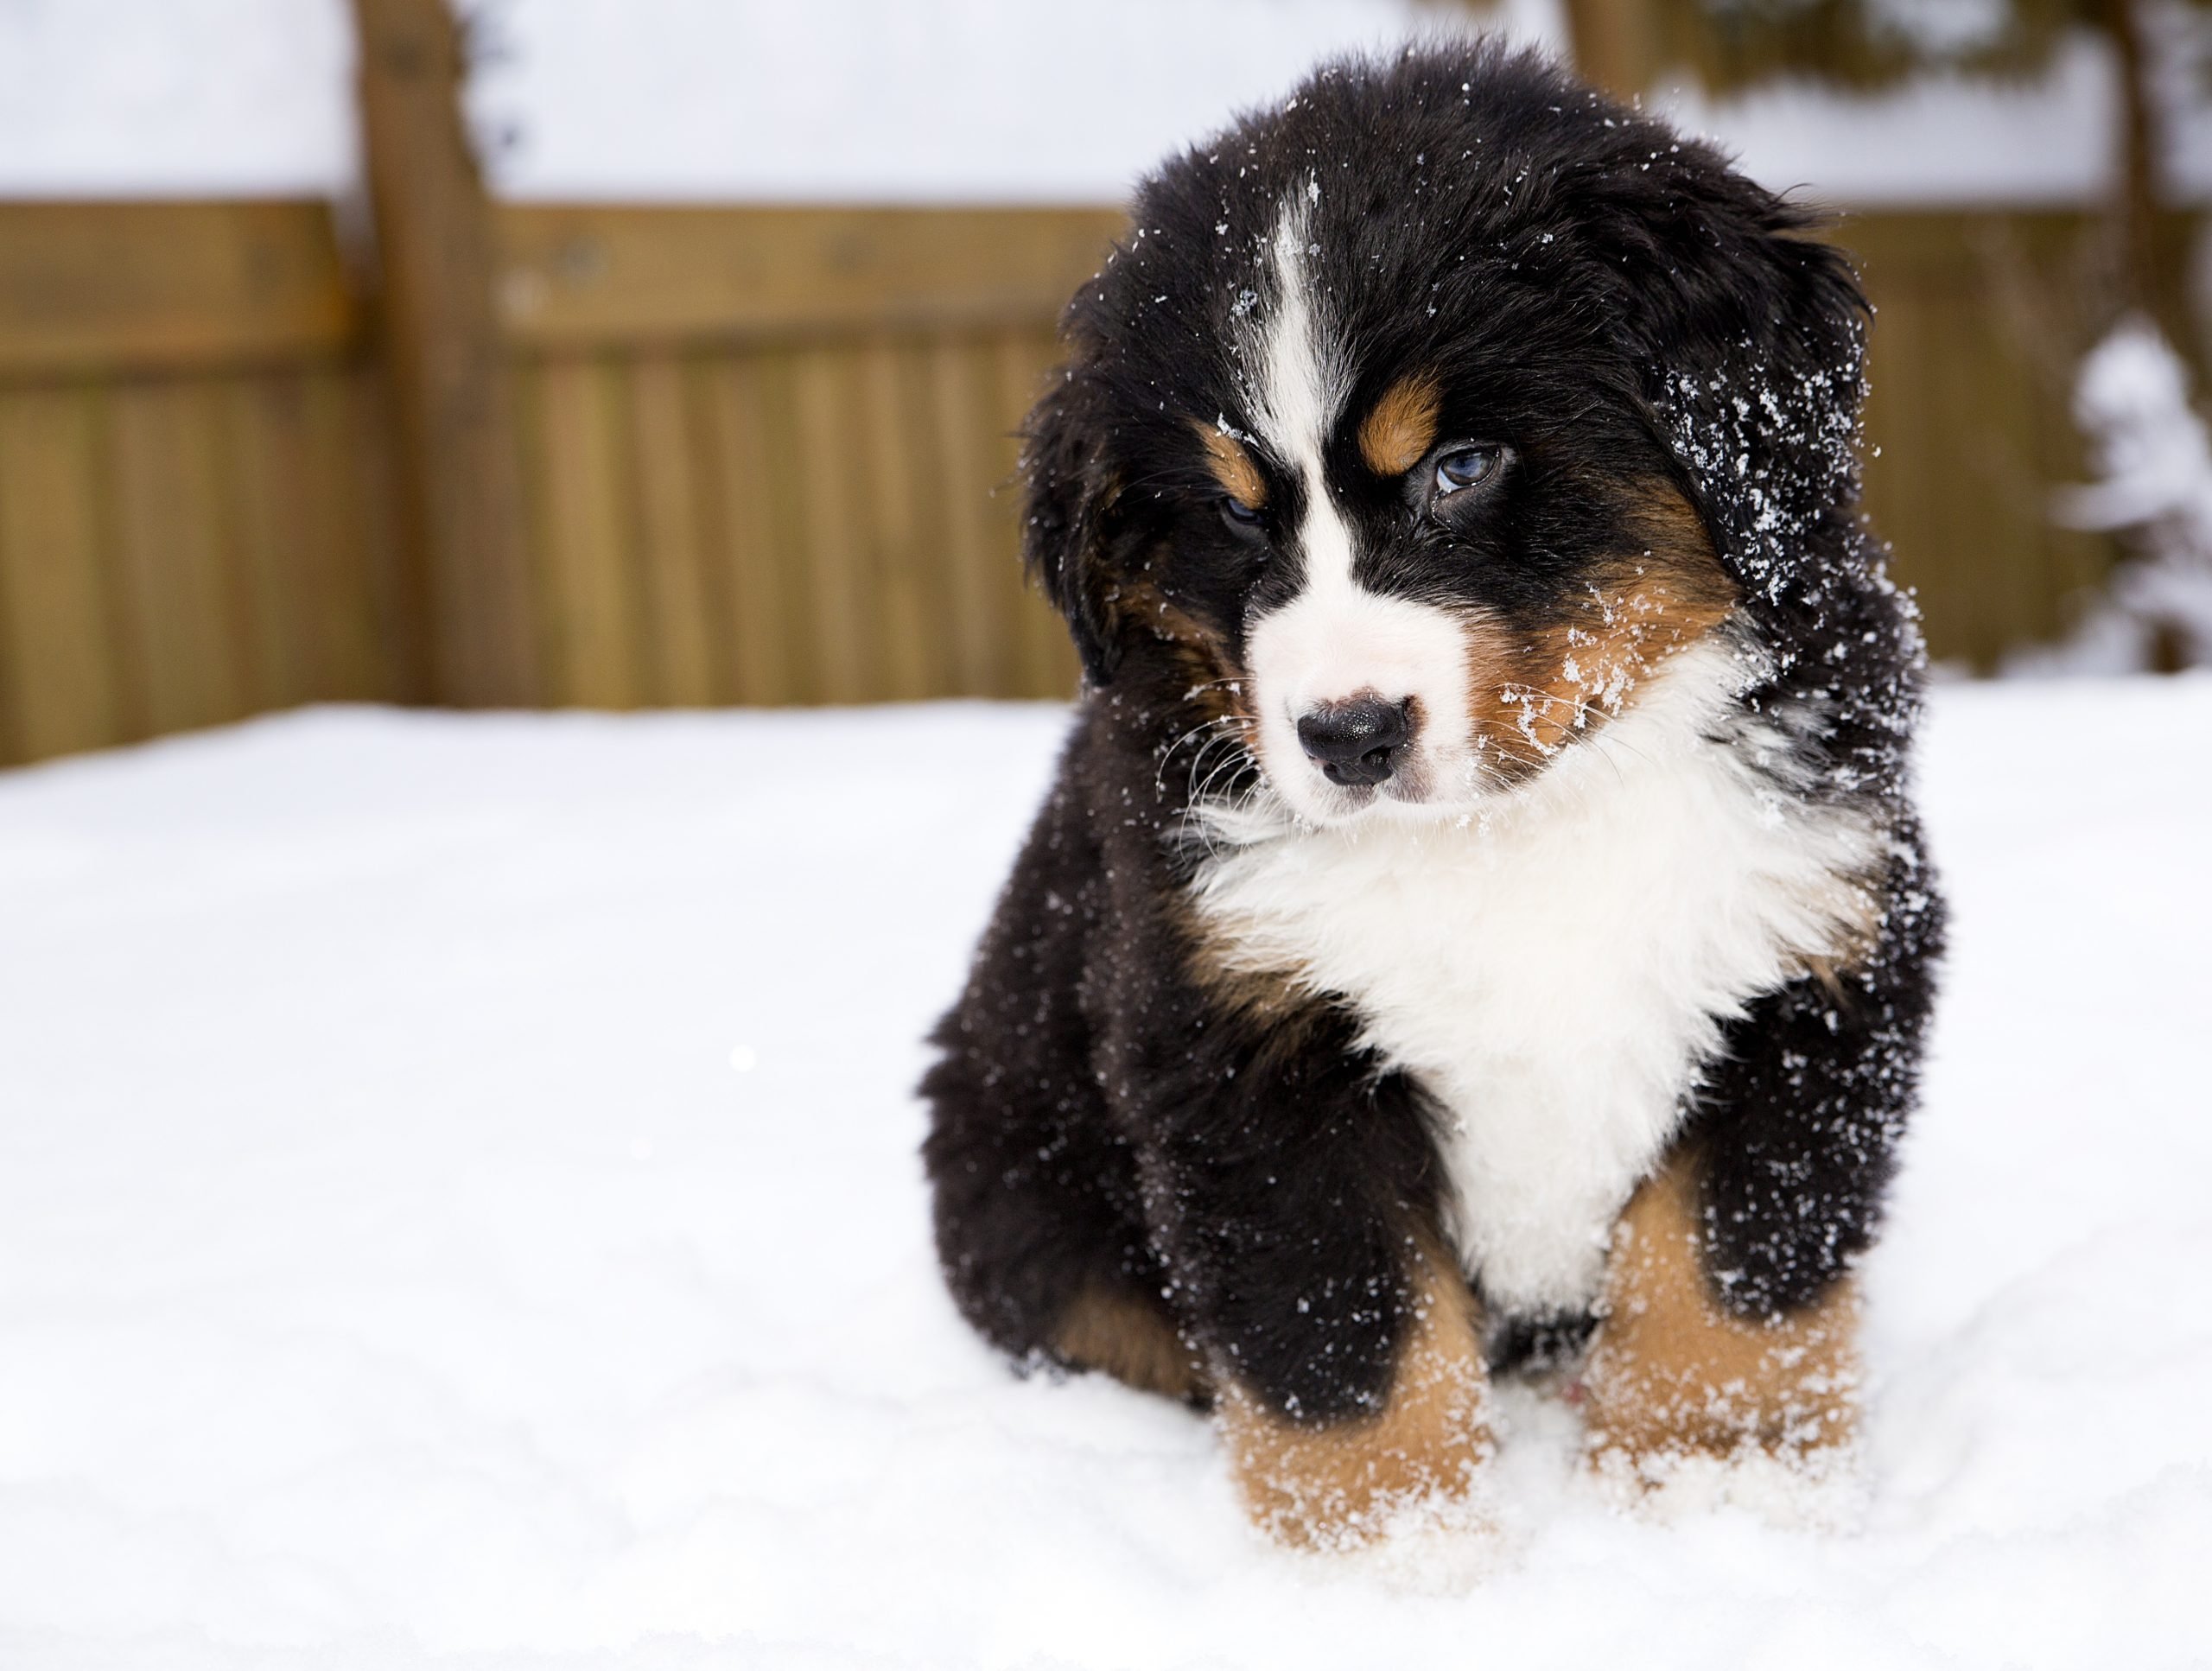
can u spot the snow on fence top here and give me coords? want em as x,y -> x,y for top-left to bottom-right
0,0 -> 2200,207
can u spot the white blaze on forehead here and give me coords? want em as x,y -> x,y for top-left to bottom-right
1246,202 -> 1351,596
1243,195 -> 1469,819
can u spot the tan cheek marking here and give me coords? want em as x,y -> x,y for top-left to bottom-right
1357,373 -> 1442,477
1053,1287 -> 1211,1407
1580,1156 -> 1859,1470
1217,1244 -> 1492,1547
1459,615 -> 1565,784
1116,575 -> 1246,702
1462,480 -> 1739,784
1113,574 -> 1262,824
1190,420 -> 1267,509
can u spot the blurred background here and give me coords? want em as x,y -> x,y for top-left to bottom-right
0,0 -> 2206,770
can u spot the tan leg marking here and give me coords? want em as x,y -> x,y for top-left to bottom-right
1217,1246 -> 1491,1547
1582,1158 -> 1859,1470
1053,1287 -> 1210,1406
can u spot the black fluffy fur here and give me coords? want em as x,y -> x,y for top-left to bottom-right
922,42 -> 1942,1425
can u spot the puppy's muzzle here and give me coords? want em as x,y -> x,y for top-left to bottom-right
1295,696 -> 1415,787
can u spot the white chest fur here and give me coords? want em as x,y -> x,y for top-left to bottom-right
1190,643 -> 1881,1316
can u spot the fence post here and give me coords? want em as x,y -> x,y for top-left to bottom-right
1560,0 -> 1656,104
351,0 -> 541,707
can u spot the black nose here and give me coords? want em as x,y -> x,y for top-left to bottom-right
1295,697 -> 1414,787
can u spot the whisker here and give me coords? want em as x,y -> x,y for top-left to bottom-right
1154,714 -> 1248,792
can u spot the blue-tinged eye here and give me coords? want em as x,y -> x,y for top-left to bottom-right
1433,445 -> 1501,496
1219,496 -> 1264,528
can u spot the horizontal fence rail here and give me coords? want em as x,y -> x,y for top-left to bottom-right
0,199 -> 2120,768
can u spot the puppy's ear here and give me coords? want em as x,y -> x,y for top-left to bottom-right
1604,172 -> 1865,396
1018,371 -> 1123,688
1588,160 -> 1870,599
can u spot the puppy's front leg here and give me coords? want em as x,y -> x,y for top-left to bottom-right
1215,1238 -> 1491,1547
1105,904 -> 1492,1544
1581,1154 -> 1859,1476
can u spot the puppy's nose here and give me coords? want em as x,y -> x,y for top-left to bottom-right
1295,696 -> 1414,787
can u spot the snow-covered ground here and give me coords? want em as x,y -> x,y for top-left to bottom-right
1,681 -> 2209,1668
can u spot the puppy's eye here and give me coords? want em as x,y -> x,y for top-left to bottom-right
1433,445 -> 1503,497
1218,496 -> 1265,532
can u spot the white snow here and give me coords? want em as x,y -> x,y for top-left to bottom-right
461,0 -> 1476,205
0,0 -> 1473,202
0,0 -> 357,199
1652,35 -> 2129,209
0,0 -> 2202,209
2012,318 -> 2212,674
2,683 -> 2209,1666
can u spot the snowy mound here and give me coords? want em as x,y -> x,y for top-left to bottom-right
0,683 -> 2208,1667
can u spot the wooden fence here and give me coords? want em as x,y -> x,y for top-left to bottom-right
0,197 -> 2120,770
0,202 -> 407,765
497,206 -> 1105,711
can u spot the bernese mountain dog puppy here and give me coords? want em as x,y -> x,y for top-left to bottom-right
922,40 -> 1942,1547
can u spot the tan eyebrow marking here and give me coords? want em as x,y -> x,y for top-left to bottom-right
1191,420 -> 1268,508
1357,373 -> 1443,477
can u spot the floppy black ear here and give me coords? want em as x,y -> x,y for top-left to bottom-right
1601,173 -> 1865,387
1586,157 -> 1872,607
1017,371 -> 1123,689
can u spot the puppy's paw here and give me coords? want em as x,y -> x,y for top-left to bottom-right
1226,1400 -> 1495,1552
1219,1310 -> 1493,1551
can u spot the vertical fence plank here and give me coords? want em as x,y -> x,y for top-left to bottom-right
0,386 -> 127,759
219,367 -> 316,710
695,354 -> 792,706
788,346 -> 874,702
626,351 -> 717,707
753,351 -> 823,704
856,336 -> 941,701
892,335 -> 968,698
1968,295 -> 2056,660
927,335 -> 1020,696
292,360 -> 398,704
523,353 -> 644,707
109,378 -> 258,735
1860,280 -> 1939,654
1923,276 -> 2000,665
340,358 -> 424,705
